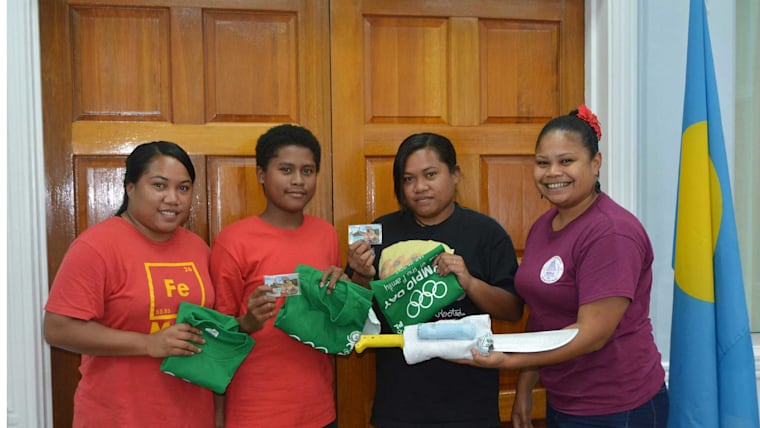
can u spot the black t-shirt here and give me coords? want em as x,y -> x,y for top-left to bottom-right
359,204 -> 518,428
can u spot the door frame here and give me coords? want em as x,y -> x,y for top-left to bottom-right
8,1 -> 637,425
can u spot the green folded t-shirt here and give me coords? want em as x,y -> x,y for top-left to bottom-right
274,264 -> 378,355
160,302 -> 254,394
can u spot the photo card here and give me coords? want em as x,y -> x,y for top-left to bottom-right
348,223 -> 383,245
264,273 -> 301,297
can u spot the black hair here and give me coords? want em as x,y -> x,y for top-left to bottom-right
115,141 -> 196,216
256,124 -> 321,172
392,132 -> 458,209
535,109 -> 602,193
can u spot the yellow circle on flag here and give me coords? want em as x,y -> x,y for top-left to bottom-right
673,121 -> 720,303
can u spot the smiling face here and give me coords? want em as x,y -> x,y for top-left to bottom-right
402,147 -> 460,225
124,155 -> 193,242
534,129 -> 601,212
257,144 -> 318,218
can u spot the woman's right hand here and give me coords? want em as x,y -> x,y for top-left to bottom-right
239,285 -> 278,333
511,390 -> 534,428
512,367 -> 539,428
347,240 -> 376,279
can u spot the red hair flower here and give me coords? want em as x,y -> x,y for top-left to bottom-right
577,104 -> 602,141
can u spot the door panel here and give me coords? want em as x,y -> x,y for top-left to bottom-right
204,10 -> 299,123
73,157 -> 125,230
482,157 -> 551,255
331,1 -> 582,426
366,157 -> 397,219
480,19 -> 560,121
208,157 -> 264,244
365,16 -> 448,123
71,6 -> 172,121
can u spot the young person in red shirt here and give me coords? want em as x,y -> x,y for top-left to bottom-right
211,124 -> 344,428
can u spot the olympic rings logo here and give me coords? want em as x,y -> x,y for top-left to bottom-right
406,279 -> 448,318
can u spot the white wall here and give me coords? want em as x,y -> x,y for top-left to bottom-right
6,0 -> 54,426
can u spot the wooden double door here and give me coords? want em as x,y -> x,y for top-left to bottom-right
40,1 -> 583,426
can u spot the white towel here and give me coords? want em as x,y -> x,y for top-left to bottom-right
402,314 -> 491,364
399,316 -> 579,364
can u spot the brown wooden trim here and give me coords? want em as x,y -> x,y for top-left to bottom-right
361,0 -> 565,20
67,0 -> 302,8
40,1 -> 78,426
559,0 -> 585,111
71,122 -> 267,155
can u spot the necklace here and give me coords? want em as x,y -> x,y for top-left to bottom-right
415,216 -> 444,228
122,211 -> 143,232
413,204 -> 456,228
122,211 -> 136,226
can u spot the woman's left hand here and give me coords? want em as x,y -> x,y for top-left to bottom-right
433,253 -> 475,291
145,322 -> 205,358
319,265 -> 348,295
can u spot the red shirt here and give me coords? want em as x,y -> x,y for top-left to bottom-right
211,215 -> 340,428
45,217 -> 215,427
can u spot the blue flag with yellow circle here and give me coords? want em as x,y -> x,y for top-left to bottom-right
670,0 -> 760,426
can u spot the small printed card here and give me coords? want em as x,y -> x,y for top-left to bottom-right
348,224 -> 383,245
264,273 -> 301,297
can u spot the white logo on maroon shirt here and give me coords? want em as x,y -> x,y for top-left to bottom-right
540,256 -> 564,284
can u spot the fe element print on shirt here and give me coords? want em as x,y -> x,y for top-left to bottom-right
144,262 -> 208,333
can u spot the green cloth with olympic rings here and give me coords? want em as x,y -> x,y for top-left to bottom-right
370,244 -> 464,334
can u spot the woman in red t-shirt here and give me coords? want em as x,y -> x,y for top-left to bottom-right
44,141 -> 216,427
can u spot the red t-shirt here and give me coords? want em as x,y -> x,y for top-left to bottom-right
45,217 -> 215,427
211,215 -> 340,428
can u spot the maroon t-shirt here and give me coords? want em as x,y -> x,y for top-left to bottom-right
516,193 -> 665,415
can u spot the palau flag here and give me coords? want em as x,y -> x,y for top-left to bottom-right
670,0 -> 760,427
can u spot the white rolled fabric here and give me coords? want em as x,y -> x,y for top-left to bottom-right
399,315 -> 580,365
402,314 -> 492,364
